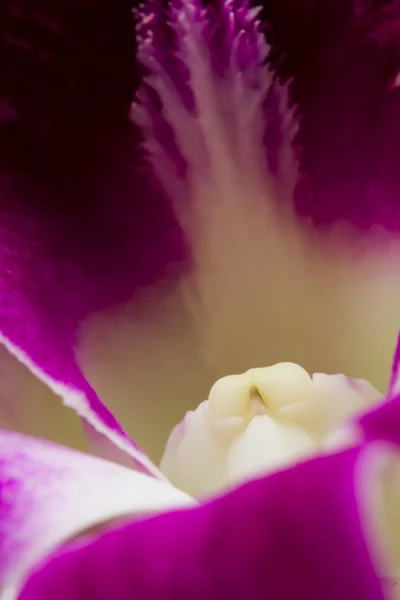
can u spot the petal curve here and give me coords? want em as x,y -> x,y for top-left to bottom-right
18,448 -> 385,600
0,0 -> 185,474
360,394 -> 400,448
0,336 -> 162,477
0,430 -> 194,600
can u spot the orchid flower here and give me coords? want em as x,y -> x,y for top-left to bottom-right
2,0 -> 400,455
1,354 -> 400,600
1,0 -> 400,599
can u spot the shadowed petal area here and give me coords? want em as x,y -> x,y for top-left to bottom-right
0,430 -> 194,600
262,0 -> 400,230
0,0 -> 185,472
18,448 -> 388,600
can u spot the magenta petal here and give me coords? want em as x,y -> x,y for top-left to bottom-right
264,0 -> 400,230
0,0 -> 185,475
359,394 -> 400,447
19,448 -> 384,600
0,430 -> 193,598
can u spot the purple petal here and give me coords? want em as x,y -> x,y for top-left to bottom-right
0,429 -> 193,599
132,0 -> 306,374
263,0 -> 400,230
19,448 -> 385,600
388,333 -> 400,398
0,0 -> 185,474
359,394 -> 400,447
358,334 -> 400,445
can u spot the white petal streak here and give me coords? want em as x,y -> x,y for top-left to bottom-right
0,431 -> 194,600
0,333 -> 163,479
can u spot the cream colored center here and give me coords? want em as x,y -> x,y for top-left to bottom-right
208,362 -> 314,420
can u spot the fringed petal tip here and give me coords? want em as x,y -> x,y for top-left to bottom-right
133,0 -> 400,233
132,0 -> 298,214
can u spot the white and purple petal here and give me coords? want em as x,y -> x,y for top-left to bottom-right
18,446 -> 397,600
0,430 -> 194,600
0,0 -> 186,475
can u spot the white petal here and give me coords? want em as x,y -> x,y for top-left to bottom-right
0,431 -> 194,600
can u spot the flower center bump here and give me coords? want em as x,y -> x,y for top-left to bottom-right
161,362 -> 381,497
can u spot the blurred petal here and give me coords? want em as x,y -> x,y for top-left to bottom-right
355,442 -> 400,587
0,0 -> 185,474
263,0 -> 400,229
349,377 -> 385,405
0,430 -> 194,599
360,394 -> 400,447
18,447 -> 389,600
